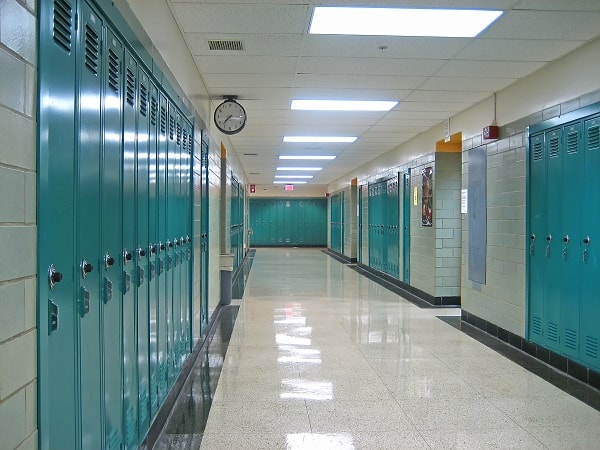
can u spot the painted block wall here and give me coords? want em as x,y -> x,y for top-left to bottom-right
434,152 -> 462,298
360,186 -> 368,265
208,139 -> 222,319
0,1 -> 37,449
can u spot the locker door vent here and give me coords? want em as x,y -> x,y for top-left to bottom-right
176,122 -> 182,146
108,49 -> 120,94
588,125 -> 599,150
548,136 -> 560,158
126,68 -> 135,107
169,116 -> 175,141
182,131 -> 188,152
564,328 -> 577,351
188,133 -> 193,154
566,131 -> 579,154
547,322 -> 559,343
160,105 -> 167,134
53,0 -> 73,53
84,24 -> 100,75
150,96 -> 158,126
140,83 -> 148,117
585,336 -> 598,359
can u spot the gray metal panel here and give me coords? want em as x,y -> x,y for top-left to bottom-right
468,147 -> 487,284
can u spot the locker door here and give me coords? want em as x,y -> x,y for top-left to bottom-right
528,132 -> 546,345
136,67 -> 151,436
102,27 -> 124,450
147,82 -> 160,418
172,113 -> 183,371
181,124 -> 192,358
402,172 -> 411,283
157,95 -> 170,401
122,50 -> 139,449
559,122 -> 582,359
581,116 -> 600,371
200,132 -> 210,331
390,177 -> 400,279
543,128 -> 562,352
77,5 -> 103,448
38,1 -> 78,448
358,187 -> 363,263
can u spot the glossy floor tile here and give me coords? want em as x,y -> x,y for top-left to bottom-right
199,248 -> 600,449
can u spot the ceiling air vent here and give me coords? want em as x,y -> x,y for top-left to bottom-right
208,40 -> 244,51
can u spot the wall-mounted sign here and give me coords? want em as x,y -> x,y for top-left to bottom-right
422,167 -> 433,227
285,184 -> 294,191
413,186 -> 418,206
461,189 -> 468,214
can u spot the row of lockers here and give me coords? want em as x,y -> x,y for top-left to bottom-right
528,107 -> 600,372
249,199 -> 327,246
230,177 -> 245,272
38,1 -> 195,449
330,192 -> 344,253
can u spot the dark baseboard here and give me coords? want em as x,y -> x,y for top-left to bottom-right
322,248 -> 357,264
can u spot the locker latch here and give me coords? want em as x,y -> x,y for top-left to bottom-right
562,235 -> 569,261
138,266 -> 145,287
583,236 -> 590,263
80,287 -> 90,316
545,234 -> 552,257
149,262 -> 156,281
104,252 -> 115,270
123,249 -> 133,265
529,234 -> 536,256
123,272 -> 131,293
49,300 -> 59,332
158,259 -> 165,275
104,277 -> 113,303
48,264 -> 63,291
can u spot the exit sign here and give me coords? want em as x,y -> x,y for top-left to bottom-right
285,184 -> 294,191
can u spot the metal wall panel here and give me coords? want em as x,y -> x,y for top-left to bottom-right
467,147 -> 487,284
402,172 -> 411,283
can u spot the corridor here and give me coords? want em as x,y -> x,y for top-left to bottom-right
198,248 -> 600,449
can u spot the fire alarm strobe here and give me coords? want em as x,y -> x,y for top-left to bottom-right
483,125 -> 499,140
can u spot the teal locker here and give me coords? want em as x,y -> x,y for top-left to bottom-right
581,116 -> 600,371
157,94 -> 170,403
402,172 -> 411,283
358,187 -> 363,263
38,0 -> 79,448
77,4 -> 103,448
122,50 -> 139,449
136,67 -> 151,436
181,123 -> 192,359
147,81 -> 160,418
102,27 -> 124,450
200,132 -> 210,332
544,128 -> 562,352
528,132 -> 546,345
560,122 -> 583,359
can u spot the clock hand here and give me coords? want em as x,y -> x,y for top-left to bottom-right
223,114 -> 233,123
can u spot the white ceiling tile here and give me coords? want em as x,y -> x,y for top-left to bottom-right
294,74 -> 425,90
171,3 -> 309,34
436,60 -> 545,78
404,90 -> 489,103
297,57 -> 447,77
185,33 -> 304,56
512,0 -> 600,11
456,38 -> 587,62
195,56 -> 298,74
419,76 -> 517,92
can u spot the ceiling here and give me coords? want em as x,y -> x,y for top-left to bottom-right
141,0 -> 600,187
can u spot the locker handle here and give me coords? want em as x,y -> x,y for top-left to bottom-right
167,240 -> 173,248
150,244 -> 157,255
546,235 -> 552,242
137,247 -> 146,258
530,234 -> 536,241
160,242 -> 166,251
583,236 -> 591,245
81,259 -> 93,279
48,264 -> 63,291
562,235 -> 569,244
104,253 -> 115,269
123,249 -> 133,264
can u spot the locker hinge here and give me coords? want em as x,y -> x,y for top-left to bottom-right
75,13 -> 79,31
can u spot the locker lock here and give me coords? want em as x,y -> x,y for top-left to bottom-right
123,249 -> 133,265
583,236 -> 591,245
181,236 -> 186,246
150,244 -> 157,255
174,239 -> 180,247
186,236 -> 191,244
530,234 -> 536,241
160,242 -> 166,251
167,240 -> 173,248
546,235 -> 552,242
48,264 -> 63,291
562,235 -> 570,245
104,253 -> 115,270
137,247 -> 146,259
81,259 -> 94,279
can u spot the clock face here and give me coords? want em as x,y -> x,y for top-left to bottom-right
214,100 -> 247,135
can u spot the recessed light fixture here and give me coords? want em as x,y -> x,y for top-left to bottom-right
273,181 -> 308,184
274,175 -> 314,179
279,155 -> 336,160
277,167 -> 322,171
309,7 -> 503,38
283,136 -> 356,143
291,100 -> 397,111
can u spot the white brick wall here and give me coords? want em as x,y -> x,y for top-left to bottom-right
0,1 -> 38,448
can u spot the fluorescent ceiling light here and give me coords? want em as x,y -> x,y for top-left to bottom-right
291,100 -> 397,111
273,181 -> 308,184
309,7 -> 503,38
283,136 -> 356,143
279,155 -> 336,160
277,167 -> 322,171
274,175 -> 314,179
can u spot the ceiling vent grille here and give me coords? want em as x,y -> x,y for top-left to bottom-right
208,40 -> 244,51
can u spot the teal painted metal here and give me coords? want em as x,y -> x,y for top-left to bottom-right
358,186 -> 363,263
136,67 -> 151,437
200,132 -> 210,331
102,26 -> 124,450
77,4 -> 104,448
330,192 -> 344,253
528,106 -> 600,372
38,0 -> 79,448
402,171 -> 411,283
122,49 -> 139,449
147,81 -> 160,418
249,198 -> 327,246
581,116 -> 600,371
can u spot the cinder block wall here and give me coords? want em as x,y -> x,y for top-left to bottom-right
0,1 -> 38,449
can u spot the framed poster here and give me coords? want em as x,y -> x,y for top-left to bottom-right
421,167 -> 433,227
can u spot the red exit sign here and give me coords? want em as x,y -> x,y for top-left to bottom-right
285,184 -> 294,191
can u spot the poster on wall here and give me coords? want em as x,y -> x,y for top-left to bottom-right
421,167 -> 433,227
